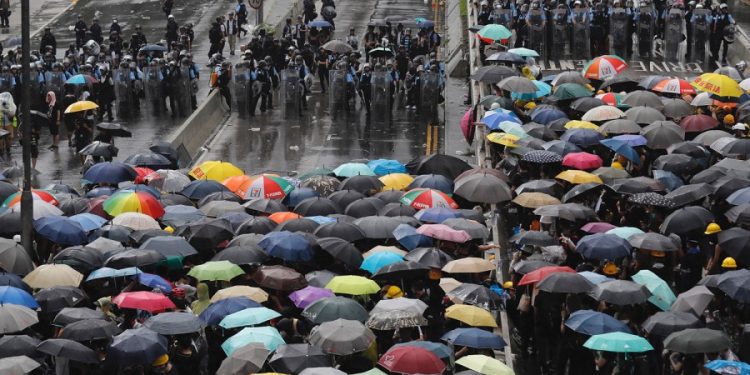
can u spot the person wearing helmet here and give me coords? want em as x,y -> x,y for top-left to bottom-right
358,64 -> 372,112
710,3 -> 734,64
40,28 -> 57,56
704,223 -> 728,275
74,15 -> 88,50
723,114 -> 735,128
130,25 -> 148,56
166,15 -> 179,50
721,257 -> 737,271
216,61 -> 232,111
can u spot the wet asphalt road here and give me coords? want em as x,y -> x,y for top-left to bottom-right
201,0 -> 437,176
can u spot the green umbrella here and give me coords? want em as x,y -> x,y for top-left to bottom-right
508,47 -> 539,57
583,332 -> 654,353
219,307 -> 282,329
188,261 -> 245,281
631,270 -> 676,311
221,326 -> 286,355
455,355 -> 514,375
552,83 -> 593,100
477,24 -> 512,43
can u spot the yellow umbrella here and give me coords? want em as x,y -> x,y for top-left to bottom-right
326,275 -> 380,295
210,285 -> 269,303
445,305 -> 497,327
189,161 -> 244,181
442,257 -> 495,273
555,170 -> 603,184
455,355 -> 514,375
564,120 -> 599,130
378,173 -> 413,191
64,100 -> 99,114
486,132 -> 519,148
691,73 -> 743,98
362,246 -> 408,259
23,264 -> 83,289
512,192 -> 561,208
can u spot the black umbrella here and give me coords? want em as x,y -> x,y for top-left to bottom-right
470,65 -> 518,83
37,339 -> 99,364
313,221 -> 365,242
664,328 -> 731,354
328,190 -> 365,210
179,218 -> 235,251
562,182 -> 602,203
379,203 -> 417,217
642,311 -> 702,337
726,204 -> 750,225
628,233 -> 678,252
441,218 -> 489,239
96,122 -> 132,137
143,312 -> 205,335
0,271 -> 30,292
275,218 -> 320,233
372,261 -> 429,280
123,152 -> 173,169
589,280 -> 651,306
108,327 -> 168,365
374,190 -> 405,204
712,177 -> 750,200
0,238 -> 34,275
97,226 -> 137,246
52,307 -> 105,327
139,236 -> 197,258
339,175 -> 384,195
626,106 -> 667,125
406,154 -> 472,180
353,216 -> 402,239
667,142 -> 709,158
294,197 -> 341,217
317,237 -> 363,268
0,335 -> 40,358
659,206 -> 714,235
404,247 -> 454,268
78,141 -> 118,158
485,51 -> 526,64
512,260 -> 556,274
59,319 -> 122,341
197,191 -> 242,207
623,90 -> 665,110
240,199 -> 285,215
627,192 -> 675,208
130,229 -> 174,246
664,183 -> 713,207
610,178 -> 664,195
599,75 -> 639,92
652,154 -> 700,175
269,344 -> 331,374
537,272 -> 595,294
717,227 -> 750,265
716,270 -> 750,302
510,231 -> 557,246
160,193 -> 194,207
52,246 -> 103,273
523,123 -> 558,141
236,217 -> 276,235
34,286 -> 87,313
211,245 -> 268,265
447,283 -> 504,310
345,198 -> 386,218
408,174 -> 454,194
570,97 -> 605,113
104,248 -> 166,268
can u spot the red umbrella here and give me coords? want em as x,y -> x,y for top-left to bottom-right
133,167 -> 156,184
652,78 -> 696,95
518,266 -> 575,285
679,114 -> 719,133
581,222 -> 618,233
461,106 -> 476,145
87,196 -> 111,219
112,291 -> 176,313
562,152 -> 603,170
378,346 -> 446,375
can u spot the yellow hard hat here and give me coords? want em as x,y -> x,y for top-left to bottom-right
722,257 -> 737,269
164,226 -> 175,233
503,281 -> 514,289
602,262 -> 619,276
705,223 -> 722,235
524,102 -> 537,110
385,285 -> 403,299
611,161 -> 624,170
152,354 -> 169,367
724,114 -> 735,125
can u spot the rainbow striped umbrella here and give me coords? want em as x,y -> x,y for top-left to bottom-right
103,191 -> 165,218
240,174 -> 295,200
2,190 -> 56,207
582,55 -> 628,80
400,188 -> 458,210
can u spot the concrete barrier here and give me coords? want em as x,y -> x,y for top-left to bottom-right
445,0 -> 469,77
167,90 -> 229,166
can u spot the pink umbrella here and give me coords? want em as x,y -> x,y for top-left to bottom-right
289,286 -> 335,308
581,222 -> 617,233
460,106 -> 476,145
416,224 -> 471,243
562,152 -> 603,170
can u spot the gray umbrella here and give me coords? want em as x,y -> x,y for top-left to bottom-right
305,270 -> 338,288
664,328 -> 731,354
405,247 -> 454,269
442,218 -> 489,239
302,297 -> 369,324
353,216 -> 402,239
366,310 -> 428,330
670,285 -> 714,316
59,319 -> 122,341
726,203 -> 750,225
497,76 -> 538,93
53,307 -> 105,327
640,121 -> 685,150
227,233 -> 265,248
454,173 -> 512,203
447,283 -> 504,310
143,312 -> 205,335
516,179 -> 558,195
589,280 -> 651,306
666,142 -> 709,158
643,311 -> 702,337
0,238 -> 34,275
626,106 -> 667,125
243,198 -> 288,214
510,231 -> 557,246
470,65 -> 518,84
0,335 -> 40,358
610,177 -> 665,194
652,154 -> 699,174
0,305 -> 38,334
598,119 -> 641,135
140,236 -> 199,257
512,259 -> 556,274
0,355 -> 40,374
628,233 -> 678,252
537,272 -> 594,294
317,237 -> 364,268
623,90 -> 665,110
200,201 -> 245,218
269,344 -> 331,374
322,40 -> 353,54
533,203 -> 596,221
593,167 -> 631,184
300,367 -> 347,375
662,98 -> 693,119
659,206 -> 714,235
553,71 -> 590,86
78,141 -> 118,158
308,319 -> 376,355
693,130 -> 732,147
562,182 -> 603,203
217,343 -> 270,375
34,286 -> 87,313
36,339 -> 99,364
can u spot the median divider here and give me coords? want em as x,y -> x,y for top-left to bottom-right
167,90 -> 229,167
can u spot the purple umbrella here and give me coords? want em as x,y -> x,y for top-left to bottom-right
289,286 -> 335,308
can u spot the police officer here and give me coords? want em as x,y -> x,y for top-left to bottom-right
130,25 -> 147,56
40,28 -> 57,56
90,19 -> 103,44
166,15 -> 180,51
74,16 -> 88,50
255,60 -> 272,113
358,64 -> 372,113
710,3 -> 734,64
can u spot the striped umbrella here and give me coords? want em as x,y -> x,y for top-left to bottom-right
103,191 -> 165,218
2,190 -> 57,207
226,174 -> 294,200
582,55 -> 628,80
652,78 -> 696,95
400,189 -> 458,210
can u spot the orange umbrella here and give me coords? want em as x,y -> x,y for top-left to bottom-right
268,212 -> 302,224
223,175 -> 252,195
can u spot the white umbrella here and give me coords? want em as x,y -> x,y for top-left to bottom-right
111,212 -> 160,230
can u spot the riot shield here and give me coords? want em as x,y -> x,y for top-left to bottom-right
28,70 -> 42,110
281,68 -> 300,118
143,66 -> 163,115
550,9 -> 569,60
0,73 -> 13,94
690,9 -> 710,67
329,69 -> 348,113
371,70 -> 391,123
233,65 -> 249,118
44,71 -> 66,96
178,67 -> 192,117
610,8 -> 629,59
571,9 -> 590,59
664,8 -> 685,63
419,71 -> 440,120
637,6 -> 655,60
114,69 -> 133,120
528,10 -> 546,61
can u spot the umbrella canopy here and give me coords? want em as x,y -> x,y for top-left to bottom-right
406,154 -> 472,180
519,266 -> 575,286
189,261 -> 244,282
576,233 -> 632,260
442,327 -> 506,349
367,309 -> 428,330
34,286 -> 86,312
447,283 -> 504,310
632,270 -> 677,311
112,291 -> 176,313
378,346 -> 445,375
590,280 -> 651,306
583,55 -> 627,79
671,285 -> 714,316
222,326 -> 286,355
33,216 -> 87,246
628,233 -> 678,252
470,65 -> 518,84
565,309 -> 632,335
456,355 -> 514,375
454,173 -> 512,204
217,343 -> 270,375
704,360 -> 750,375
108,327 -> 168,365
664,328 -> 731,354
220,306 -> 282,328
659,206 -> 714,235
718,227 -> 750,265
37,338 -> 98,363
269,344 -> 331,373
0,305 -> 38,334
445,304 -> 497,327
253,265 -> 307,291
583,332 -> 654,353
643,311 -> 702,337
302,296 -> 369,324
537,272 -> 595,294
288,286 -> 335,309
691,73 -> 743,98
23,264 -> 82,289
144,312 -> 205,335
189,161 -> 244,182
326,275 -> 379,295
308,319 -> 376,355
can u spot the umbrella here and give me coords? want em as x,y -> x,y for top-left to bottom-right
652,154 -> 699,175
511,230 -> 557,247
302,296 -> 369,324
643,311 -> 702,337
34,286 -> 86,312
582,55 -> 627,79
664,328 -> 731,354
659,206 -> 714,235
140,236 -> 198,258
456,355 -> 514,375
345,197 -> 386,218
65,100 -> 98,114
671,285 -> 714,316
628,232 -> 678,252
582,105 -> 626,122
663,98 -> 694,119
253,265 -> 307,291
112,291 -> 176,313
400,188 -> 457,209
393,223 -> 433,250
717,227 -> 750,265
301,175 -> 341,196
316,237 -> 363,268
511,80 -> 552,100
584,332 -> 654,353
33,216 -> 87,246
562,152 -> 603,170
408,174 -> 454,194
716,270 -> 750,303
269,344 -> 331,374
378,346 -> 445,375
627,192 -> 675,209
442,327 -> 506,349
210,286 -> 268,303
83,162 -> 137,184
691,73 -> 743,98
576,233 -> 632,260
222,326 -> 286,355
104,249 -> 165,268
632,270 -> 677,311
661,183 -> 711,207
367,309 -> 428,330
23,264 -> 82,289
37,338 -> 98,363
143,312 -> 205,335
496,76 -> 537,93
599,138 -> 640,164
551,83 -> 593,101
59,319 -> 121,341
188,261 -> 244,281
447,283 -> 504,310
329,190 -> 366,210
704,360 -> 750,375
445,304 -> 497,327
353,216 -> 403,239
325,275 -> 379,295
553,71 -> 590,86
565,309 -> 631,335
652,78 -> 696,95
680,114 -> 719,133
288,286 -> 335,309
108,327 -> 168,365
454,173 -> 512,204
322,39 -> 353,53
258,231 -> 314,262
111,212 -> 160,231
0,335 -> 39,359
217,343 -> 270,375
537,272 -> 595,294
404,246 -> 454,268
0,356 -> 40,374
236,216 -> 277,235
486,51 -> 526,64
379,173 -> 414,191
314,221 -> 365,242
590,280 -> 651,306
103,191 -> 164,219
470,65 -> 518,84
189,161 -> 243,182
309,319 -> 376,355
416,224 -> 471,243
370,298 -> 428,316
220,306 -> 282,328
199,297 -> 261,325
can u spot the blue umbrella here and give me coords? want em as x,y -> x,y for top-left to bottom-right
408,174 -> 454,194
180,180 -> 231,200
393,341 -> 452,359
135,273 -> 173,293
86,267 -> 142,281
82,162 -> 137,184
511,80 -> 552,100
0,285 -> 39,308
393,223 -> 433,250
65,74 -> 94,85
414,207 -> 464,223
612,134 -> 647,147
560,129 -> 604,148
727,187 -> 750,205
161,205 -> 206,227
482,109 -> 522,130
33,216 -> 88,246
69,213 -> 107,232
705,360 -> 750,375
0,271 -> 30,292
284,187 -> 319,207
258,231 -> 314,262
565,309 -> 632,335
85,186 -> 117,198
415,17 -> 435,28
360,251 -> 404,274
307,20 -> 332,28
441,327 -> 506,349
368,159 -> 407,176
531,107 -> 568,125
653,170 -> 684,192
599,139 -> 641,164
576,233 -> 632,260
199,297 -> 262,325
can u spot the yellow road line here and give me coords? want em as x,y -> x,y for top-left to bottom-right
425,122 -> 433,155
